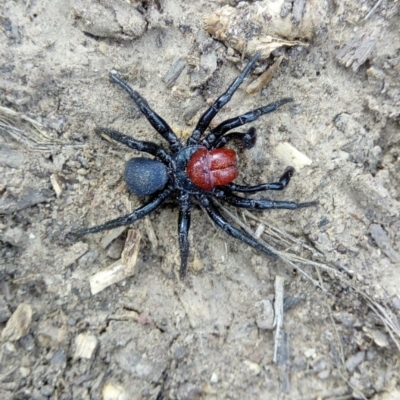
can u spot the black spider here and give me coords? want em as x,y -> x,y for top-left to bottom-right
76,53 -> 316,278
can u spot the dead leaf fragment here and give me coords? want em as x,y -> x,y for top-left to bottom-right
246,56 -> 283,94
1,303 -> 32,342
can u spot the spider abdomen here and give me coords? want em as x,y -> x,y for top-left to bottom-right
124,157 -> 168,196
186,147 -> 238,190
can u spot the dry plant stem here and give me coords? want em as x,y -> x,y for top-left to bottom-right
220,205 -> 400,351
364,0 -> 384,20
273,276 -> 285,363
89,229 -> 141,295
217,203 -> 325,290
0,105 -> 80,150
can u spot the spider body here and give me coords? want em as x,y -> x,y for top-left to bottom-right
124,157 -> 169,196
76,53 -> 316,279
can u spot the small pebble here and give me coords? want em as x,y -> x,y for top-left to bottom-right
0,295 -> 11,323
369,329 -> 389,348
103,383 -> 125,400
243,360 -> 261,375
210,372 -> 218,384
51,349 -> 67,366
304,348 -> 316,359
106,238 -> 124,260
255,299 -> 274,330
19,367 -> 31,378
173,345 -> 187,361
19,334 -> 35,351
345,351 -> 365,372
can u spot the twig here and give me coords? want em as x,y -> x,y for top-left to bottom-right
364,0 -> 384,20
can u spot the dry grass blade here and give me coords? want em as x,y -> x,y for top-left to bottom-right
217,203 -> 400,353
0,105 -> 81,150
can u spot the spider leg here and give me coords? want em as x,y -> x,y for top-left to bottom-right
224,167 -> 295,193
95,127 -> 173,165
74,185 -> 174,235
213,127 -> 256,149
203,98 -> 293,148
214,190 -> 317,210
109,71 -> 181,153
187,53 -> 261,146
197,194 -> 277,258
178,191 -> 191,279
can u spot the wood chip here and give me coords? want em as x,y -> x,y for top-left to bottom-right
74,332 -> 98,359
336,30 -> 378,72
1,303 -> 32,342
163,57 -> 186,88
144,216 -> 158,250
275,142 -> 312,170
273,276 -> 285,363
246,56 -> 283,94
50,174 -> 63,198
100,226 -> 127,249
90,229 -> 141,295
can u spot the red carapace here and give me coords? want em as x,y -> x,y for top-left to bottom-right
186,147 -> 238,190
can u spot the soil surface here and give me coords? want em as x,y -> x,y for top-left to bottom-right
1,1 -> 400,399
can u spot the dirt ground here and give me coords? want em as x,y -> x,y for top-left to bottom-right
1,1 -> 400,399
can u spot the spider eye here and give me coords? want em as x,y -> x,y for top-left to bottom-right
124,157 -> 168,196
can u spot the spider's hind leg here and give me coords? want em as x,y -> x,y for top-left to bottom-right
224,167 -> 295,193
74,185 -> 173,235
178,191 -> 191,279
95,127 -> 172,165
109,71 -> 181,153
197,194 -> 278,258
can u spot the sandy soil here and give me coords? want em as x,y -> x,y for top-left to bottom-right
1,1 -> 400,399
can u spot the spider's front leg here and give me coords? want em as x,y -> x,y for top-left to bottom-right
203,98 -> 293,148
187,52 -> 261,146
213,127 -> 256,149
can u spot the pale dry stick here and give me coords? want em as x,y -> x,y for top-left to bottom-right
89,229 -> 142,295
364,0 -> 384,20
273,276 -> 285,363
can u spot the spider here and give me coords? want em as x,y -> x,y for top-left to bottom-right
76,53 -> 316,279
